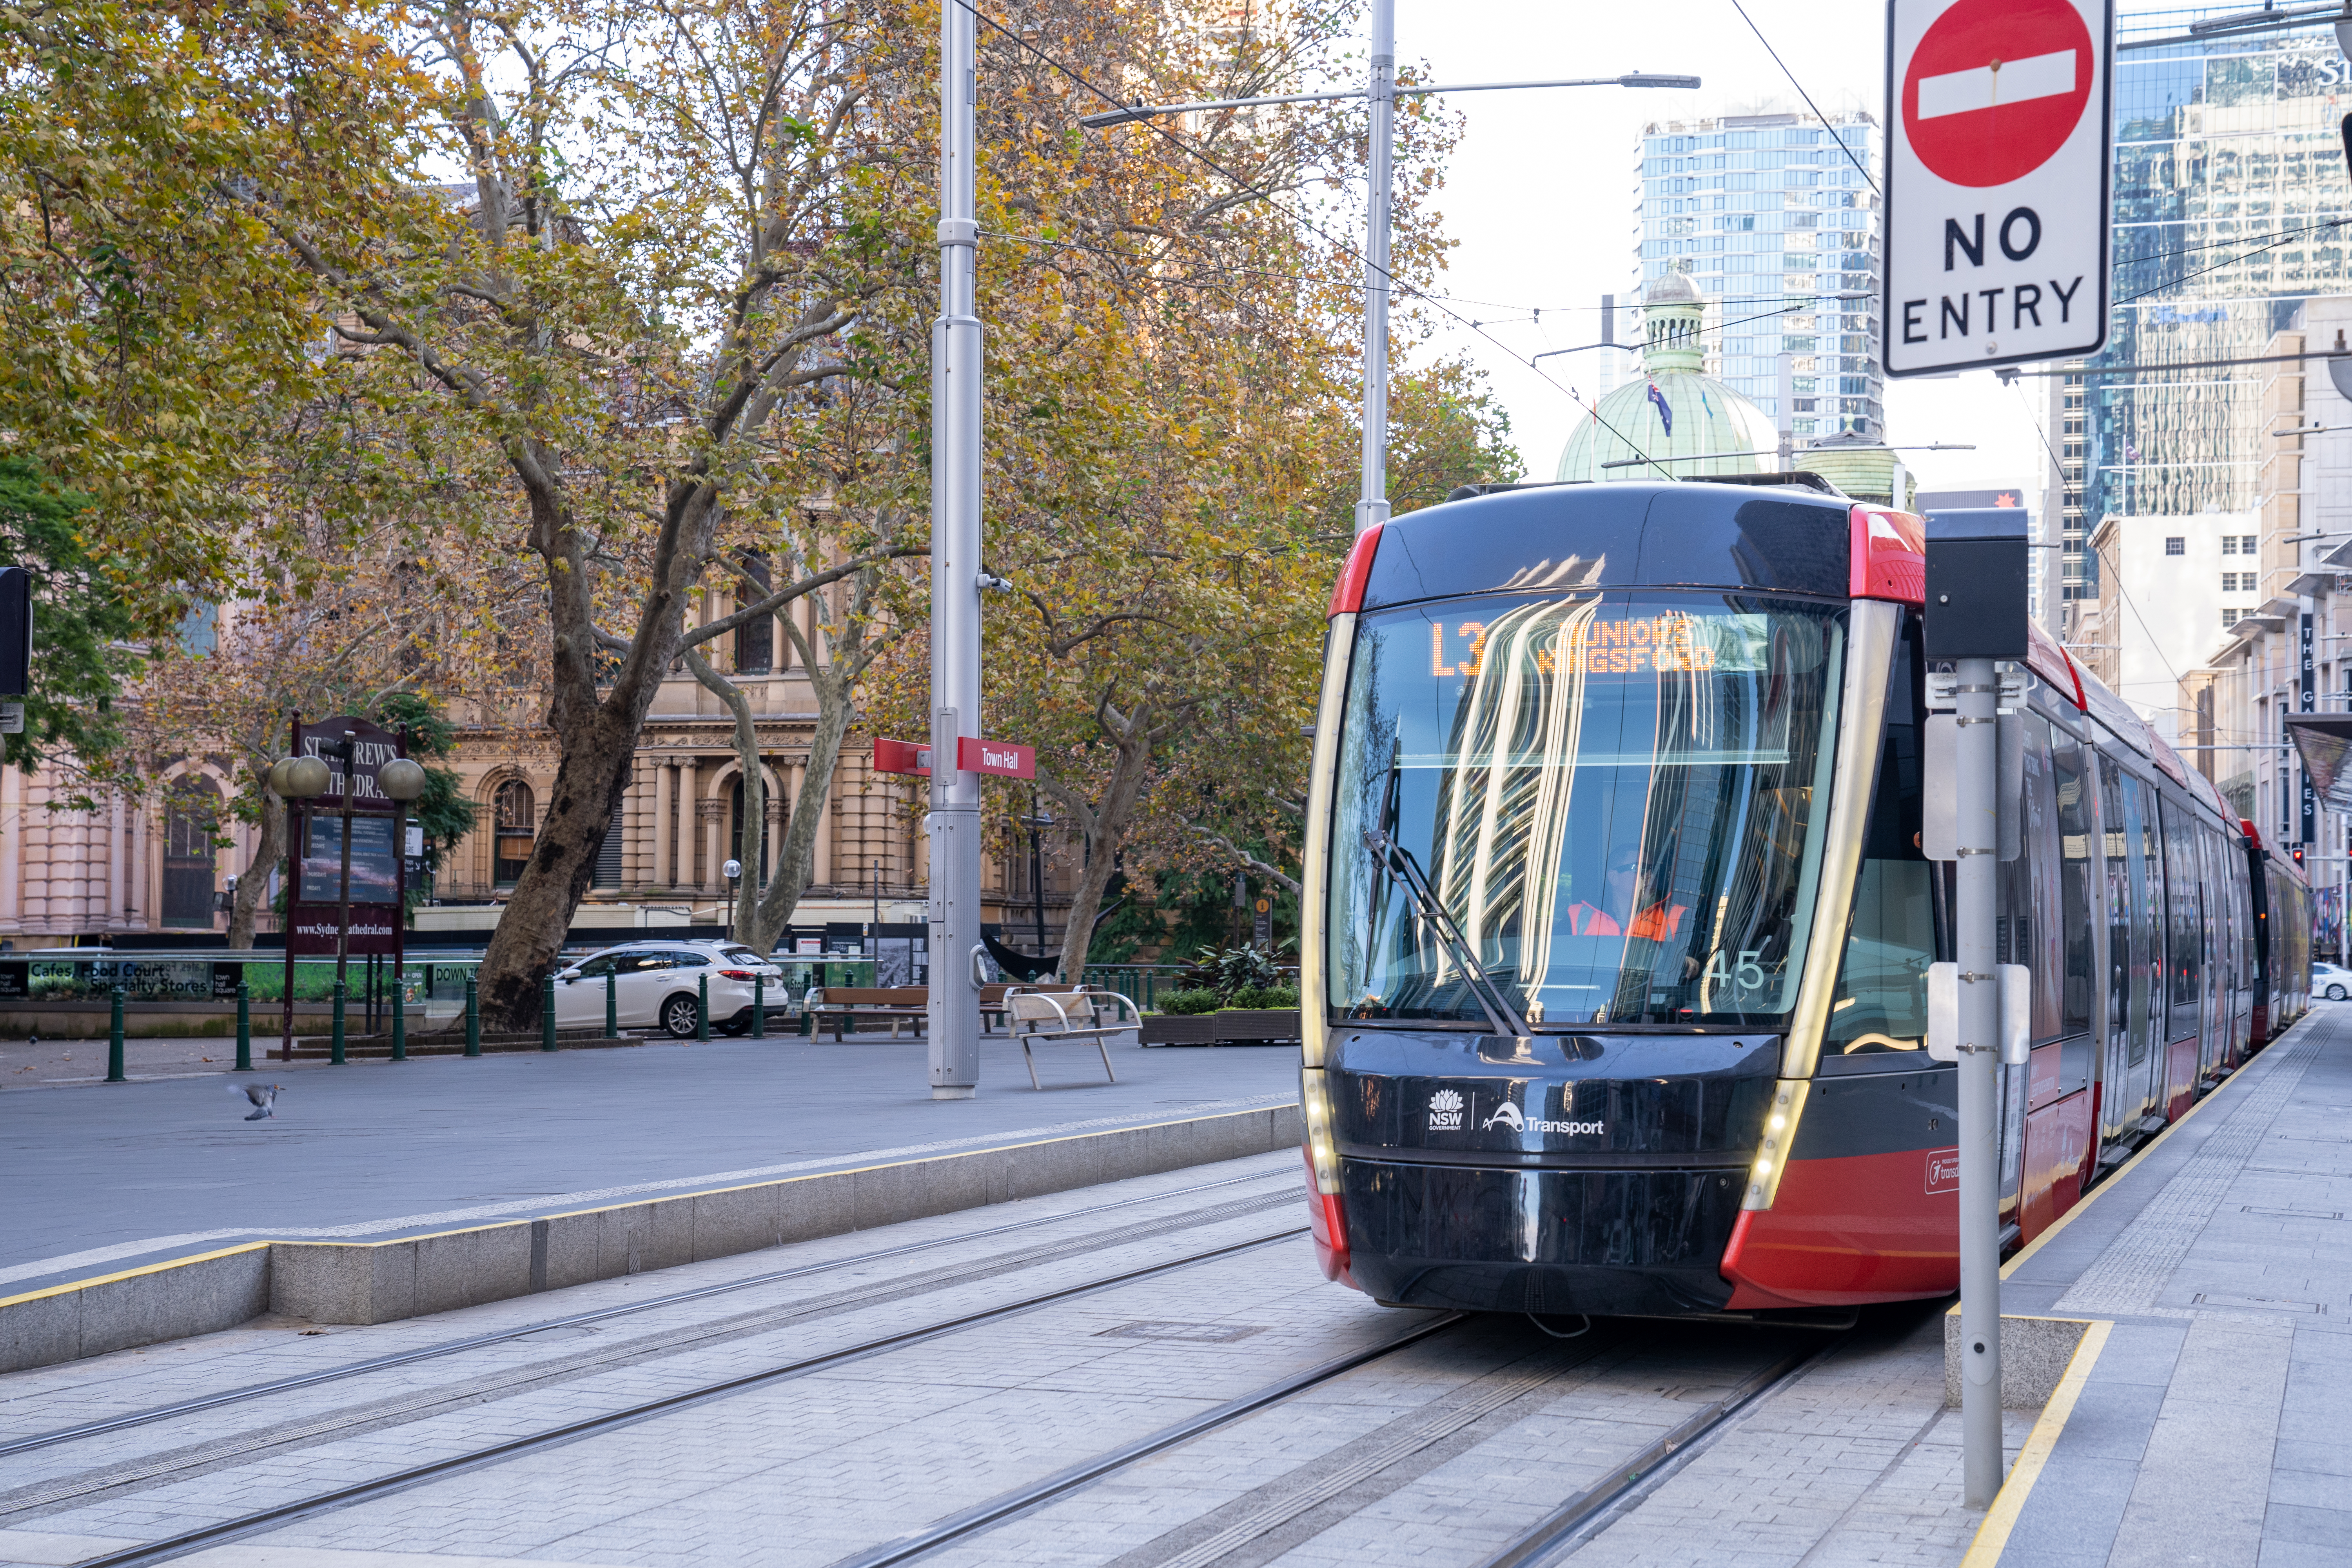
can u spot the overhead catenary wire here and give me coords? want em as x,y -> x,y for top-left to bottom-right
2011,378 -> 2183,693
1726,0 -> 1879,195
950,0 -> 1684,479
978,228 -> 1862,348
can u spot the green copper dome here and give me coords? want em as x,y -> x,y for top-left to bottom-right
1555,272 -> 1779,483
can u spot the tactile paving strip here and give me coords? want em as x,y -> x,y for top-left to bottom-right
2054,1031 -> 2325,1318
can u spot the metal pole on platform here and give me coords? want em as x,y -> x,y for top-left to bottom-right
235,981 -> 252,1073
464,971 -> 480,1056
925,0 -> 983,1099
1955,652 -> 2002,1507
1925,506 -> 2025,1510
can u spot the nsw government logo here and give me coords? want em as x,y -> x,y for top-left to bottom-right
1426,1089 -> 1466,1132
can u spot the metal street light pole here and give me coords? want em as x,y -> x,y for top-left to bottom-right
1357,0 -> 1396,533
927,0 -> 984,1099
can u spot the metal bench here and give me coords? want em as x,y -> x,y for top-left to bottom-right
1005,987 -> 1137,1089
979,980 -> 1079,1034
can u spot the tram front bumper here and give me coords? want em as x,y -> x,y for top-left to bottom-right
1338,1154 -> 1749,1317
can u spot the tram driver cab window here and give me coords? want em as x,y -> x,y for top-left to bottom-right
1822,624 -> 1934,1063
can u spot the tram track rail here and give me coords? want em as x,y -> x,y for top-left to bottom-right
826,1319 -> 1837,1568
47,1225 -> 1323,1568
0,1163 -> 1297,1462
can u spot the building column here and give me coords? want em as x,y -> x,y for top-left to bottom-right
0,763 -> 21,934
106,789 -> 126,932
699,792 -> 725,895
131,791 -> 151,931
652,759 -> 673,886
813,766 -> 835,891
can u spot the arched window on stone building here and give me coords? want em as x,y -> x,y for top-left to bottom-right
162,776 -> 222,928
493,779 -> 536,886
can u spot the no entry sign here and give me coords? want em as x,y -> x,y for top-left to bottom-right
1885,0 -> 2112,376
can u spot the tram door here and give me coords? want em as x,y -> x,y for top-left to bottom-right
2098,764 -> 2160,1138
2158,799 -> 2201,1119
2197,828 -> 2226,1080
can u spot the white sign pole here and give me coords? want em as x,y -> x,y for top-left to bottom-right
1884,0 -> 2114,378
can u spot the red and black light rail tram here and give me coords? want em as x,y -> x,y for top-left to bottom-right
1296,479 -> 2309,1318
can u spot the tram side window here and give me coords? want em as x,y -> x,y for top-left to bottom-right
2006,714 -> 2062,1043
2161,799 -> 2201,1035
1822,624 -> 1931,1061
2051,724 -> 2095,1036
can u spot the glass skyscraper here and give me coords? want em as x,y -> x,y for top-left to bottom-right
1635,110 -> 1884,439
2062,4 -> 2352,602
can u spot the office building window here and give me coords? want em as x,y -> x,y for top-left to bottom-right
2221,536 -> 2238,555
2223,608 -> 2241,628
2165,537 -> 2185,556
2240,535 -> 2258,553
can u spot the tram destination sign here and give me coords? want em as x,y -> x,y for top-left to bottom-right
1884,0 -> 2113,376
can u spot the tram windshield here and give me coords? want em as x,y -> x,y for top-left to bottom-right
1327,592 -> 1846,1027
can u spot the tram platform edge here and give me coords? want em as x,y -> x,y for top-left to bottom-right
0,1100 -> 1302,1376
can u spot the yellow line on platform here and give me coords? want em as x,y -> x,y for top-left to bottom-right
1960,1317 -> 2112,1568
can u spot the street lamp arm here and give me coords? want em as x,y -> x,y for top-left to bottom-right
1076,71 -> 1697,127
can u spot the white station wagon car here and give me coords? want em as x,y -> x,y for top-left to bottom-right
2312,960 -> 2348,1002
552,940 -> 786,1037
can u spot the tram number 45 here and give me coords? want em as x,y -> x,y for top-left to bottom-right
1704,949 -> 1767,993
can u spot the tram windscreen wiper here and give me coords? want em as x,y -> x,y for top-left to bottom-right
1362,829 -> 1531,1038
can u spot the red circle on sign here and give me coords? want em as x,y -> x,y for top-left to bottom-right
1902,0 -> 2094,188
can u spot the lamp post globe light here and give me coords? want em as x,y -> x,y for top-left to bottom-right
270,754 -> 331,800
722,858 -> 742,946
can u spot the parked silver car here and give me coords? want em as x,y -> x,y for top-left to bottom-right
553,940 -> 785,1037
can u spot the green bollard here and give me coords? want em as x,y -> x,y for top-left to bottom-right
330,981 -> 347,1065
391,976 -> 407,1062
107,987 -> 126,1082
752,975 -> 765,1039
697,973 -> 710,1042
235,983 -> 252,1073
542,973 -> 558,1051
605,969 -> 617,1038
465,973 -> 481,1056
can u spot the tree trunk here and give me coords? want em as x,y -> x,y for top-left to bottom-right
473,477 -> 711,1029
229,787 -> 285,951
746,662 -> 858,953
1047,717 -> 1157,981
684,645 -> 765,941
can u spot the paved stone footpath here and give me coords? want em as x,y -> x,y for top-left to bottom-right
1993,1002 -> 2352,1568
0,1036 -> 1300,1294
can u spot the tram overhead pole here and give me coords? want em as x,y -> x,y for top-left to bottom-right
929,0 -> 984,1099
1074,18 -> 1695,536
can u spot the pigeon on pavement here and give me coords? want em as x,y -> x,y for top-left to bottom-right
231,1082 -> 284,1120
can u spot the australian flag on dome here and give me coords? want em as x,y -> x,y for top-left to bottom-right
1646,381 -> 1673,436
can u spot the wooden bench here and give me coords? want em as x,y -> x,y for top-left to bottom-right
804,986 -> 930,1041
1005,987 -> 1139,1089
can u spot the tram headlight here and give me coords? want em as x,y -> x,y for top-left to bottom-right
1300,1066 -> 1343,1195
1742,1079 -> 1811,1211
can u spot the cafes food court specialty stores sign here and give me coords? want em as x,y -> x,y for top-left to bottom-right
1883,0 -> 2113,376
